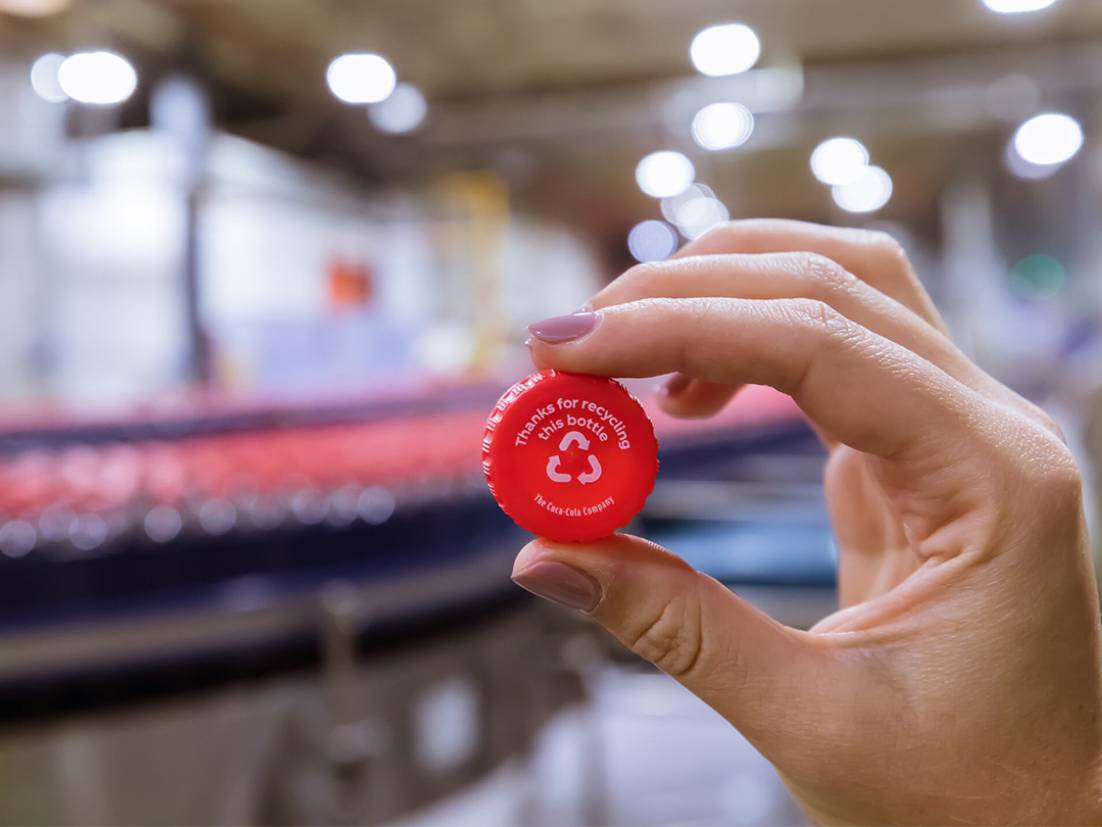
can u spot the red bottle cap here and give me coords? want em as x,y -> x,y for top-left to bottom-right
482,370 -> 659,543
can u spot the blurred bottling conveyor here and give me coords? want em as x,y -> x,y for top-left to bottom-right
0,381 -> 826,825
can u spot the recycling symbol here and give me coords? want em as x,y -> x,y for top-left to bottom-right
545,431 -> 603,485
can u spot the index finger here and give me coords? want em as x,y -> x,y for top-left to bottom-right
529,298 -> 979,460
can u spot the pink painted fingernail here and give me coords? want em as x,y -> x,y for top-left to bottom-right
512,560 -> 600,612
659,373 -> 692,397
527,311 -> 599,345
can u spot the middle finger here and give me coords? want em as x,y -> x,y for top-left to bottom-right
590,252 -> 1041,428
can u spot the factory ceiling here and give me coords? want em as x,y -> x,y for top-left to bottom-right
4,0 -> 1102,229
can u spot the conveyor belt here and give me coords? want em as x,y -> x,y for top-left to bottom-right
0,383 -> 800,563
0,381 -> 806,715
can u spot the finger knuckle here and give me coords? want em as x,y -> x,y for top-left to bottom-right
1027,405 -> 1067,443
627,591 -> 705,680
867,230 -> 912,270
995,425 -> 1085,534
675,221 -> 737,253
787,297 -> 854,340
620,260 -> 667,287
1026,434 -> 1083,498
798,252 -> 859,301
695,220 -> 738,245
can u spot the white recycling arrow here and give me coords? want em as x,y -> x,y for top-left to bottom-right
577,455 -> 602,485
558,430 -> 590,451
545,431 -> 603,485
545,455 -> 572,483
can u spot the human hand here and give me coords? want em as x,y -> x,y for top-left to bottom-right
513,219 -> 1102,824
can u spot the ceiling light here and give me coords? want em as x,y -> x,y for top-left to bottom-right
810,137 -> 869,186
690,23 -> 761,77
691,102 -> 754,151
674,195 -> 730,239
661,183 -> 713,224
326,53 -> 396,105
1011,112 -> 1083,167
367,82 -> 427,133
832,166 -> 892,213
57,51 -> 137,105
982,0 -> 1059,13
627,220 -> 679,262
635,151 -> 695,199
1003,142 -> 1057,180
29,53 -> 68,103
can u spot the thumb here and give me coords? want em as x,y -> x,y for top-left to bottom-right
512,533 -> 833,751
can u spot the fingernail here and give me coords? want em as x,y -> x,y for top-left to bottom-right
659,373 -> 692,397
512,560 -> 600,612
527,311 -> 599,345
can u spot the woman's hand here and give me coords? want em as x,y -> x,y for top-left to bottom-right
513,219 -> 1102,824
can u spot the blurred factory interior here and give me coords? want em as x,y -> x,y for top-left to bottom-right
1,0 -> 1101,824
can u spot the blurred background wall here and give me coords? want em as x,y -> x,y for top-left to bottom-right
0,1 -> 1100,825
3,1 -> 1102,405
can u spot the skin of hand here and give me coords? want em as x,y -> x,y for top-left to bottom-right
513,219 -> 1102,825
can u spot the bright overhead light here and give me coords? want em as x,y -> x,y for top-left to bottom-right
662,183 -> 730,238
832,165 -> 892,213
635,150 -> 695,199
810,137 -> 869,186
1003,141 -> 1057,180
690,23 -> 761,77
674,194 -> 730,239
327,52 -> 396,104
29,53 -> 68,103
661,183 -> 713,224
982,0 -> 1059,13
627,220 -> 679,263
57,51 -> 137,105
691,102 -> 755,151
0,0 -> 70,17
368,82 -> 427,133
1012,112 -> 1083,167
